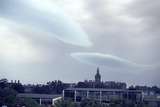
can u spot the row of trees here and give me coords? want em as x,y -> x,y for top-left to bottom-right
0,79 -> 40,107
54,99 -> 149,107
75,81 -> 126,89
0,79 -> 69,94
32,80 -> 68,94
0,78 -> 25,93
1,78 -> 160,95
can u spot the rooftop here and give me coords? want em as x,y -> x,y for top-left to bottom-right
17,93 -> 62,99
65,88 -> 142,93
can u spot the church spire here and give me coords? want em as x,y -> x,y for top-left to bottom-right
97,67 -> 99,74
95,67 -> 101,83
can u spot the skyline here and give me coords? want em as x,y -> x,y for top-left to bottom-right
0,0 -> 160,86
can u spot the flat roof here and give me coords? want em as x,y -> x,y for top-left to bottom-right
144,98 -> 160,102
17,93 -> 62,99
64,88 -> 142,93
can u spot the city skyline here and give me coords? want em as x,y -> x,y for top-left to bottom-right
1,67 -> 158,87
0,0 -> 160,86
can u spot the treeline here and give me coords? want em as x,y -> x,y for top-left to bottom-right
75,81 -> 127,89
0,79 -> 40,107
54,99 -> 148,107
32,80 -> 68,94
0,79 -> 70,94
1,78 -> 160,95
0,78 -> 160,107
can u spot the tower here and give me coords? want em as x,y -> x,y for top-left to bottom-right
95,67 -> 101,83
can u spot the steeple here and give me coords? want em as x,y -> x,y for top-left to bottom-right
95,67 -> 101,83
97,67 -> 100,74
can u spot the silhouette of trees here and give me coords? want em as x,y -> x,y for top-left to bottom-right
32,80 -> 67,94
0,79 -> 39,107
0,88 -> 17,106
0,78 -> 8,89
54,100 -> 76,107
54,99 -> 148,107
75,81 -> 126,89
10,83 -> 24,93
14,97 -> 40,107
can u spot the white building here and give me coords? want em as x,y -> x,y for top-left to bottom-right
17,93 -> 62,106
63,88 -> 142,103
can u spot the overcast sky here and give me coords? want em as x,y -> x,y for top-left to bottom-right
0,0 -> 160,86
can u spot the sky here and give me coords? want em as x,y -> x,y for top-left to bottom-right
0,0 -> 160,86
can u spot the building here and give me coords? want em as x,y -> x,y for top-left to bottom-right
23,84 -> 35,93
103,81 -> 127,89
76,67 -> 127,89
95,67 -> 101,84
17,93 -> 62,106
143,94 -> 160,107
63,88 -> 143,103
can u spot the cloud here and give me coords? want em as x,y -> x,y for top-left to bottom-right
71,52 -> 156,70
0,0 -> 159,86
127,0 -> 160,32
77,0 -> 160,64
0,0 -> 92,47
0,19 -> 45,63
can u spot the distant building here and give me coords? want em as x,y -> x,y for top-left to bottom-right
143,95 -> 160,107
17,93 -> 62,106
76,68 -> 127,89
63,68 -> 141,104
103,81 -> 127,89
24,84 -> 35,93
64,83 -> 76,88
63,88 -> 143,103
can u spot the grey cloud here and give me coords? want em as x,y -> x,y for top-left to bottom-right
127,0 -> 160,33
0,0 -> 92,47
70,52 -> 151,70
81,0 -> 160,64
0,0 -> 159,86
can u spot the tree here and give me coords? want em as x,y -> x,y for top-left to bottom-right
54,100 -> 76,107
14,98 -> 40,107
0,88 -> 17,107
0,78 -> 8,89
10,83 -> 25,93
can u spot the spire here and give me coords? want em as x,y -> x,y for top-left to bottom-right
95,67 -> 101,83
97,67 -> 99,74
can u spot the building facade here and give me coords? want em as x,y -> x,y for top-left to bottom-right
63,88 -> 143,103
17,93 -> 62,106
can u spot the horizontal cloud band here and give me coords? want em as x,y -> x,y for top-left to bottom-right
71,52 -> 155,69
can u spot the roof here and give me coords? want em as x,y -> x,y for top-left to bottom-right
64,88 -> 142,93
143,96 -> 160,102
17,93 -> 62,99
